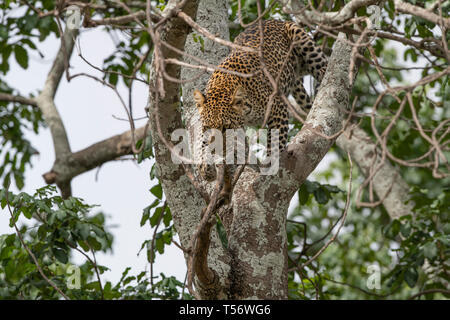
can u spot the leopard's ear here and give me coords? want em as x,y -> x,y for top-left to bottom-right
193,89 -> 205,110
232,85 -> 245,104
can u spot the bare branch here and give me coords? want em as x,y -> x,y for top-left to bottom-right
0,93 -> 38,107
43,126 -> 148,184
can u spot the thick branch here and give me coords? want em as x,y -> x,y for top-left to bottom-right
222,33 -> 356,300
289,0 -> 381,25
43,126 -> 147,184
36,26 -> 77,198
394,0 -> 450,29
337,126 -> 413,219
280,33 -> 355,187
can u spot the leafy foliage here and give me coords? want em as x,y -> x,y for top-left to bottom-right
0,84 -> 42,190
0,185 -> 113,299
0,185 -> 189,299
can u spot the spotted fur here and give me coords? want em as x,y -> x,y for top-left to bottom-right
194,20 -> 328,182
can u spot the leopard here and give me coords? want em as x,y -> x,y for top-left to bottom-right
193,20 -> 328,202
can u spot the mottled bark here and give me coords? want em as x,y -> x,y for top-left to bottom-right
179,0 -> 232,299
221,34 -> 356,299
146,0 -> 230,299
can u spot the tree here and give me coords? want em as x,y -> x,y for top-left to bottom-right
0,0 -> 448,300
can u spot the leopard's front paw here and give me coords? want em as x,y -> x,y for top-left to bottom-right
199,163 -> 216,181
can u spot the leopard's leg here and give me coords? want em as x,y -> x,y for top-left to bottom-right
218,130 -> 232,206
267,97 -> 289,155
286,22 -> 328,89
291,76 -> 313,113
297,37 -> 328,93
199,130 -> 217,181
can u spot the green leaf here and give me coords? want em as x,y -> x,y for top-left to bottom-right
313,188 -> 328,204
423,242 -> 437,260
163,206 -> 172,227
20,206 -> 32,219
141,199 -> 161,226
14,46 -> 29,69
53,248 -> 68,264
137,134 -> 153,163
150,184 -> 163,199
323,184 -> 341,193
13,172 -> 24,190
404,268 -> 418,288
91,225 -> 104,237
77,222 -> 90,240
384,220 -> 401,239
305,180 -> 319,193
87,236 -> 102,251
298,187 -> 309,205
147,246 -> 155,263
140,209 -> 150,227
1,197 -> 7,209
162,230 -> 172,245
216,216 -> 228,249
109,72 -> 118,86
0,25 -> 8,40
400,222 -> 411,237
443,223 -> 450,234
155,237 -> 164,254
56,209 -> 67,220
150,207 -> 163,227
150,163 -> 158,180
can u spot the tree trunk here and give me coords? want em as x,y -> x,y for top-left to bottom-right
148,0 -> 357,299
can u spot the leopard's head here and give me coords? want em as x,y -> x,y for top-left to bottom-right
193,85 -> 245,132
